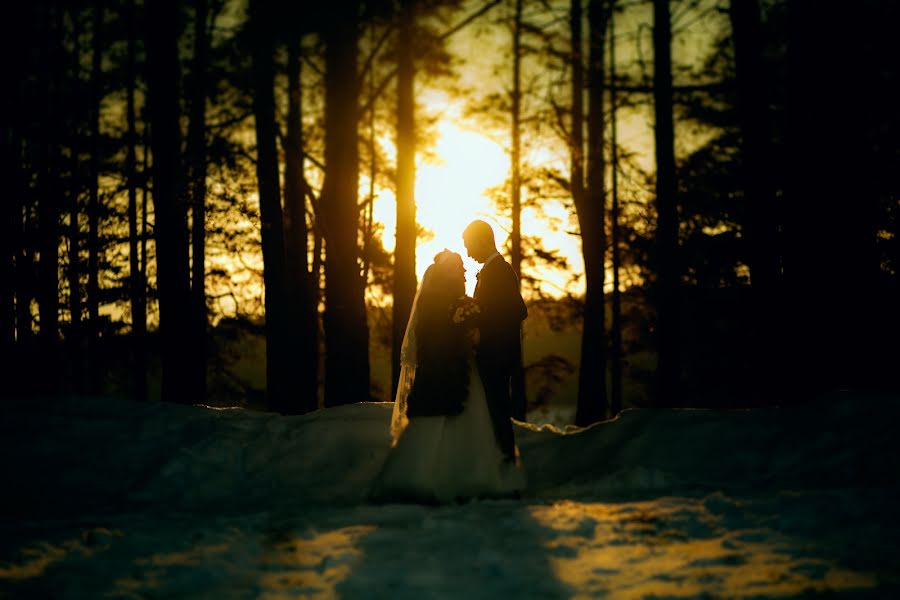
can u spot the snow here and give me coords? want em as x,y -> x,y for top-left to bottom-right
2,391 -> 899,597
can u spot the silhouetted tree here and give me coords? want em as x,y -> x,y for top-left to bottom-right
125,0 -> 147,401
188,0 -> 210,401
508,0 -> 528,421
249,0 -> 291,412
6,3 -> 35,393
728,0 -> 785,397
145,0 -> 194,404
66,6 -> 85,392
1,54 -> 16,365
87,1 -> 104,392
608,2 -> 622,416
575,0 -> 609,426
38,5 -> 65,394
730,0 -> 780,295
783,0 -> 893,395
283,35 -> 319,413
322,5 -> 371,406
652,0 -> 680,406
392,0 -> 417,400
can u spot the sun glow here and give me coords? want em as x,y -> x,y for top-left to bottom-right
373,118 -> 510,296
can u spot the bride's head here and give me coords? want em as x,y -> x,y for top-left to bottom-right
424,249 -> 465,299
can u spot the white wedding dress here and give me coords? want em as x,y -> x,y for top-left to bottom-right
370,258 -> 526,504
370,357 -> 526,503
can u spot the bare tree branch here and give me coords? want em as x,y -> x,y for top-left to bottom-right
358,23 -> 395,82
358,0 -> 504,117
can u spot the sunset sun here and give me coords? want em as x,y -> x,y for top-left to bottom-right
374,116 -> 510,293
372,108 -> 585,297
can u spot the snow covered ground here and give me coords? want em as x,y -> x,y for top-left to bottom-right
2,392 -> 899,598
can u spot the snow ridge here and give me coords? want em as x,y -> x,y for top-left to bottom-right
3,391 -> 898,517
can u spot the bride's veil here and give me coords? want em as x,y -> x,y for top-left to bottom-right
390,265 -> 435,445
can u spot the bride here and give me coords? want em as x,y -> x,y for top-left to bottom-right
370,249 -> 526,503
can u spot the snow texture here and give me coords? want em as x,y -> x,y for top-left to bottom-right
2,391 -> 899,598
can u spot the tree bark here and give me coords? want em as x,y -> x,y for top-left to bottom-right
1,134 -> 14,363
1,62 -> 17,365
392,0 -> 417,401
362,27 -> 378,286
608,3 -> 623,417
1,0 -> 26,367
509,0 -> 527,421
575,0 -> 609,426
730,0 -> 780,293
67,6 -> 85,392
146,0 -> 193,404
188,0 -> 209,401
141,127 -> 149,321
784,0 -> 885,395
322,6 -> 371,406
38,5 -> 64,394
87,1 -> 103,392
249,0 -> 291,412
284,36 -> 319,413
652,0 -> 681,406
126,0 -> 146,401
15,207 -> 33,354
510,0 -> 523,282
729,0 -> 784,400
8,8 -> 36,381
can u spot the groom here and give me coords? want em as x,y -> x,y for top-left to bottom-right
463,220 -> 528,464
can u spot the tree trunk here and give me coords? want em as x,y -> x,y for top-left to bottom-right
1,75 -> 16,366
322,6 -> 371,406
249,0 -> 291,412
126,0 -> 146,401
608,3 -> 623,416
730,0 -> 780,293
38,5 -> 63,395
1,0 -> 26,369
87,1 -> 103,392
510,0 -> 523,282
188,0 -> 209,402
14,42 -> 34,366
146,0 -> 193,404
1,136 -> 14,363
284,36 -> 318,414
362,29 -> 377,286
784,0 -> 884,395
509,0 -> 527,421
15,206 -> 33,353
729,0 -> 784,400
141,127 -> 149,322
67,6 -> 84,392
312,223 -> 324,313
575,0 -> 609,426
652,0 -> 680,406
392,0 -> 417,401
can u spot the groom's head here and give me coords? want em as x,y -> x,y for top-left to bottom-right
462,220 -> 496,263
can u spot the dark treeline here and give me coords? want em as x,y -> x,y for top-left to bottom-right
5,0 -> 898,422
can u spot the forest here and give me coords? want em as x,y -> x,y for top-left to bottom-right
5,0 -> 898,423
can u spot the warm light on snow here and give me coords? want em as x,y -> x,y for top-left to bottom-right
529,499 -> 879,598
2,393 -> 896,597
258,526 -> 375,597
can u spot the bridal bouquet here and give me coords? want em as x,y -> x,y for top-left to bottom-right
450,296 -> 481,327
450,296 -> 481,346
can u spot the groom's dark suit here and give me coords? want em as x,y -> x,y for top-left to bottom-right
474,254 -> 527,461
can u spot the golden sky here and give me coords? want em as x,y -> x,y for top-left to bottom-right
363,0 -> 728,299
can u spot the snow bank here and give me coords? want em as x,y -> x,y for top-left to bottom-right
3,391 -> 898,517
